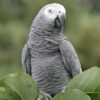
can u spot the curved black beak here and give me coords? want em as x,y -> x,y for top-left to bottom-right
54,14 -> 66,31
59,13 -> 66,26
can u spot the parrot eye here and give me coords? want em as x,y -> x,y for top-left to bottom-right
48,9 -> 52,13
59,11 -> 61,13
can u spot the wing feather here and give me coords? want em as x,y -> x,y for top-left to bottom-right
22,43 -> 31,75
59,38 -> 82,77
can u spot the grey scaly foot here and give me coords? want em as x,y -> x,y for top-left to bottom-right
40,91 -> 52,100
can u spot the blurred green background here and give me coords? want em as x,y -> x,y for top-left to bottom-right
0,0 -> 100,77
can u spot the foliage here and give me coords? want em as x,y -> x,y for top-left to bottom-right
53,67 -> 100,100
0,67 -> 100,100
0,72 -> 39,100
53,89 -> 91,100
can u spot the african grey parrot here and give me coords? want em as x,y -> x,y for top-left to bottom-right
22,3 -> 82,100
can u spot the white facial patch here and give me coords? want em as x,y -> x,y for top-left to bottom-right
44,7 -> 57,20
43,4 -> 66,21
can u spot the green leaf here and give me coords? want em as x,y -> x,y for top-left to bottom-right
67,67 -> 100,92
53,89 -> 91,100
0,82 -> 21,100
66,67 -> 100,99
89,93 -> 100,100
0,72 -> 39,100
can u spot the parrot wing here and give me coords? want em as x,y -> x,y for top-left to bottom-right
22,43 -> 31,75
59,37 -> 82,77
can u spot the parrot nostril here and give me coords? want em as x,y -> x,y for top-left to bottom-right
59,11 -> 61,13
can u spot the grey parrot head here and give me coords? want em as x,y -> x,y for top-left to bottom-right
32,3 -> 66,34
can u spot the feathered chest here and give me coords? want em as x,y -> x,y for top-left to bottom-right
28,35 -> 60,58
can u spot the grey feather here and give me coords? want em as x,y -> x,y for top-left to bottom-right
59,37 -> 82,77
22,43 -> 31,75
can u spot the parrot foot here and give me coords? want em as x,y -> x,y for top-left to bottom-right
61,86 -> 67,92
40,91 -> 52,100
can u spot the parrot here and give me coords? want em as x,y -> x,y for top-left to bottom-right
22,3 -> 82,100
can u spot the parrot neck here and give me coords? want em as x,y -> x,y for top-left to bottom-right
28,26 -> 65,45
30,25 -> 63,37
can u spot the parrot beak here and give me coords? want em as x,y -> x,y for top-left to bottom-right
59,13 -> 66,27
54,13 -> 66,30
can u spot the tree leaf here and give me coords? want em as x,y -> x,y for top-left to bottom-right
0,82 -> 21,100
88,93 -> 100,100
53,89 -> 91,100
66,67 -> 100,100
67,67 -> 100,92
0,72 -> 39,100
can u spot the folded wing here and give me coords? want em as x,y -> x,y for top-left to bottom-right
22,43 -> 31,75
59,38 -> 82,77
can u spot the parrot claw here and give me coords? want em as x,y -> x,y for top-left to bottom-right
40,91 -> 52,100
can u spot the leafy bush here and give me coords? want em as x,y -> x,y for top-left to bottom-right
0,72 -> 39,100
53,67 -> 100,100
0,67 -> 100,100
